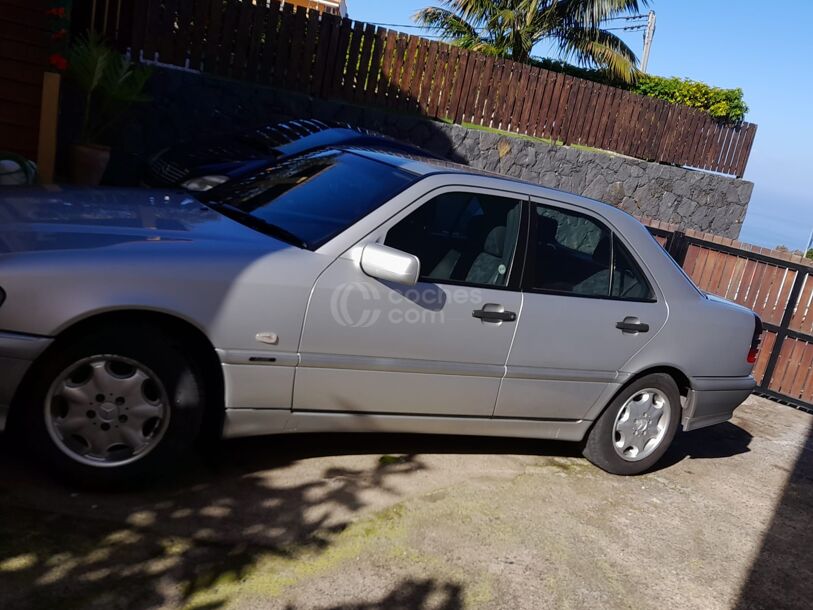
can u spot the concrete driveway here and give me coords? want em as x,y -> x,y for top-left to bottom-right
0,395 -> 810,610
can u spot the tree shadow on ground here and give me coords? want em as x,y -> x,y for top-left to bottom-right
284,578 -> 464,610
0,431 -> 437,610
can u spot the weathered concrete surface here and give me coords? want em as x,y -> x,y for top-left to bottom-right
95,68 -> 753,238
0,395 -> 809,610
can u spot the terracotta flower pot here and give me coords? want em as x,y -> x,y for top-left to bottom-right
70,143 -> 111,185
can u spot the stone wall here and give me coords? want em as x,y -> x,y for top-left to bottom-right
102,67 -> 753,238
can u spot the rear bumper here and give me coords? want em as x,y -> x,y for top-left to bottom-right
0,331 -> 53,432
682,376 -> 755,431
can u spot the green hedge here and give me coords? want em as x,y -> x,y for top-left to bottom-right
633,75 -> 748,123
530,59 -> 748,123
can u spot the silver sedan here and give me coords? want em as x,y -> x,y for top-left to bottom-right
0,147 -> 760,483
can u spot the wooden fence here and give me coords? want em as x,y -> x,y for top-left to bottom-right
82,0 -> 757,178
644,219 -> 813,413
0,0 -> 49,161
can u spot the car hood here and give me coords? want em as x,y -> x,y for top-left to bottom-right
0,186 -> 281,254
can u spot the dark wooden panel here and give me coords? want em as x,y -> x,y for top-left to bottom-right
450,48 -> 472,122
534,69 -> 557,138
0,121 -> 37,146
0,79 -> 42,108
273,3 -> 295,87
354,23 -> 376,102
0,58 -> 44,86
156,0 -> 178,65
285,6 -> 308,89
0,18 -> 49,49
0,39 -> 48,66
397,34 -> 420,111
364,25 -> 387,104
229,0 -> 255,80
386,33 -> 407,109
312,11 -> 337,95
342,20 -> 364,99
418,40 -> 438,114
464,54 -> 485,125
734,123 -> 757,178
0,98 -> 39,126
435,45 -> 458,120
405,36 -> 428,113
244,0 -> 270,82
298,9 -> 321,91
376,29 -> 397,105
0,3 -> 48,28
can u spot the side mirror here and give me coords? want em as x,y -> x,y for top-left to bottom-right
360,243 -> 420,286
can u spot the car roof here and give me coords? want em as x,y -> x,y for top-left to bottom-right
345,147 -> 486,176
344,146 -> 633,222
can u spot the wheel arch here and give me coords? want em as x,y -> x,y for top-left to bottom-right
624,365 -> 691,398
583,365 -> 692,436
9,309 -> 225,441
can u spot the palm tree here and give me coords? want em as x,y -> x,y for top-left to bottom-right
415,0 -> 646,84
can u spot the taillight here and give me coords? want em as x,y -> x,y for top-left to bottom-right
748,314 -> 763,364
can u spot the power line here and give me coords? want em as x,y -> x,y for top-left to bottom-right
369,23 -> 647,35
367,22 -> 432,29
604,14 -> 649,21
367,14 -> 649,32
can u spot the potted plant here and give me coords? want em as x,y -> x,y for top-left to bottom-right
67,32 -> 151,185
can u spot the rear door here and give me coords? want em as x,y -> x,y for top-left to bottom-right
495,197 -> 668,420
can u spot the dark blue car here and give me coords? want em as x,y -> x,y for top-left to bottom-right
144,118 -> 438,191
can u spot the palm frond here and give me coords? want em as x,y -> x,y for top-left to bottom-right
68,31 -> 152,143
416,0 -> 644,78
415,7 -> 481,41
67,32 -> 111,97
551,0 -> 648,28
557,26 -> 641,83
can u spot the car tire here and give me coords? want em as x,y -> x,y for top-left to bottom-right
19,323 -> 205,487
582,373 -> 681,475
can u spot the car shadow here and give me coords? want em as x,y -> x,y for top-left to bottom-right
653,421 -> 753,471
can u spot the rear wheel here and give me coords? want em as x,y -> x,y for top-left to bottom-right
21,324 -> 205,486
583,373 -> 680,475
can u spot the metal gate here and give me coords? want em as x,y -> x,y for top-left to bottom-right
648,227 -> 813,414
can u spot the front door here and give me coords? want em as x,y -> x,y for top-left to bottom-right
495,198 -> 669,420
295,188 -> 526,417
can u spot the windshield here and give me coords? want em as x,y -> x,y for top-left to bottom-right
200,149 -> 416,249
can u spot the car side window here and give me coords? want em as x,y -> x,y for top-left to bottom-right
385,192 -> 523,288
533,204 -> 653,301
611,236 -> 654,300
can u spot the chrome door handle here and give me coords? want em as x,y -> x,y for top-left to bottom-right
473,304 -> 517,323
616,317 -> 649,333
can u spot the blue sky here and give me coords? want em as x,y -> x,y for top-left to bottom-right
347,0 -> 812,249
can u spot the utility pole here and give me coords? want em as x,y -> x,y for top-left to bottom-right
640,10 -> 656,73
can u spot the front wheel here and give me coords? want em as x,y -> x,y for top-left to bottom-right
21,323 -> 206,486
583,373 -> 681,475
